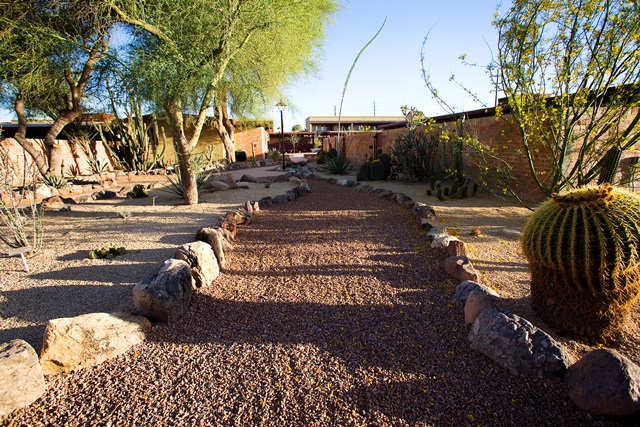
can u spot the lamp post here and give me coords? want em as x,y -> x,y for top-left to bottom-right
276,101 -> 286,171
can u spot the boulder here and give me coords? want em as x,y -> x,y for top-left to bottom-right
567,349 -> 640,416
235,182 -> 250,189
446,239 -> 467,257
239,174 -> 259,183
394,193 -> 409,205
211,173 -> 235,189
0,339 -> 46,417
195,227 -> 226,269
39,313 -> 151,374
426,226 -> 448,242
216,227 -> 234,252
445,256 -> 479,282
206,181 -> 230,191
226,209 -> 252,225
35,184 -> 56,199
355,184 -> 373,193
431,235 -> 457,250
41,195 -> 69,211
259,197 -> 273,208
454,280 -> 499,302
286,189 -> 298,201
468,308 -> 573,378
132,259 -> 194,323
91,190 -> 118,200
173,241 -> 220,288
412,202 -> 437,220
273,194 -> 288,204
377,189 -> 395,198
464,289 -> 494,325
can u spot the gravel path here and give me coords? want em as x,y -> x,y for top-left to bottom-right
1,180 -> 627,426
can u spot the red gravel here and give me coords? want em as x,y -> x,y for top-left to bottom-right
2,180 -> 624,426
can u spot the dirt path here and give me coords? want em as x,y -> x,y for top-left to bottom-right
2,180 -> 621,427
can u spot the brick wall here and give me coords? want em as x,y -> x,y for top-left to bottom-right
235,127 -> 268,160
1,137 -> 115,184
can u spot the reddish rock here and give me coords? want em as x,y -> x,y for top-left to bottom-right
464,289 -> 494,325
446,239 -> 467,257
445,256 -> 479,282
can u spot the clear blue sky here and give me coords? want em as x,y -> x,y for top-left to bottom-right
274,0 -> 504,130
0,1 -> 503,128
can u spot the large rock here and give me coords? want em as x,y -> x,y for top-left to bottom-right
206,181 -> 230,191
445,256 -> 479,282
195,227 -> 226,269
454,280 -> 500,303
39,312 -> 151,375
173,241 -> 220,288
567,349 -> 640,416
464,289 -> 494,325
239,174 -> 259,183
412,202 -> 437,220
468,308 -> 573,378
210,173 -> 235,189
132,259 -> 194,323
0,339 -> 46,417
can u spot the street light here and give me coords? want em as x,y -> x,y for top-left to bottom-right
276,101 -> 286,171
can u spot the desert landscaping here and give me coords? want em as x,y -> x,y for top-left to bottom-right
1,163 -> 640,426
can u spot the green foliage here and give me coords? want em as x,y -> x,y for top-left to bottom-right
88,244 -> 127,260
315,150 -> 328,165
126,184 -> 148,199
390,128 -> 440,182
358,161 -> 372,181
162,168 -> 211,199
521,184 -> 640,343
41,174 -> 67,189
234,118 -> 275,131
429,177 -> 478,201
325,157 -> 352,175
494,0 -> 640,196
370,160 -> 386,181
268,149 -> 282,162
328,148 -> 338,159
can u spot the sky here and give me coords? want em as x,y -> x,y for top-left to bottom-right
273,0 -> 504,130
0,1 -> 504,128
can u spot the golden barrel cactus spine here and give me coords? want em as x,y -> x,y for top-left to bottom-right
521,184 -> 640,343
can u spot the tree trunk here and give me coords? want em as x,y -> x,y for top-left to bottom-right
213,105 -> 235,163
12,98 -> 49,176
166,102 -> 198,205
44,109 -> 81,176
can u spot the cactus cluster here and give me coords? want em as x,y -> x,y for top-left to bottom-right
521,184 -> 640,343
126,184 -> 149,198
88,244 -> 127,259
426,176 -> 478,201
357,152 -> 392,181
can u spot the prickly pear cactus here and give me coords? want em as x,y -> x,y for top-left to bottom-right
521,184 -> 640,343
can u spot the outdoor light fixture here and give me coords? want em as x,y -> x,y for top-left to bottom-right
276,101 -> 286,171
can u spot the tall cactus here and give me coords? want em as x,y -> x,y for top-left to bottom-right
521,184 -> 640,343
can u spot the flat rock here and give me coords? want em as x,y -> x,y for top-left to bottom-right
235,181 -> 250,189
469,308 -> 573,378
132,259 -> 194,323
39,312 -> 151,374
567,348 -> 640,416
0,339 -> 45,417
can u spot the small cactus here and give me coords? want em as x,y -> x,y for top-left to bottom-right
88,244 -> 127,260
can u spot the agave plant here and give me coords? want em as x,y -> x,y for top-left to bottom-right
325,156 -> 353,175
521,184 -> 640,343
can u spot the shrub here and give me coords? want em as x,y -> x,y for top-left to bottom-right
41,174 -> 67,189
521,184 -> 640,344
325,157 -> 352,175
390,128 -> 439,182
126,184 -> 148,198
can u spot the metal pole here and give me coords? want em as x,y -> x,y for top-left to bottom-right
280,109 -> 285,171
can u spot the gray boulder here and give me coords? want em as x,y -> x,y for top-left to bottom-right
211,173 -> 235,189
259,196 -> 273,208
173,241 -> 220,288
39,312 -> 151,374
206,181 -> 230,191
454,280 -> 500,302
132,259 -> 194,323
239,174 -> 259,183
235,182 -> 250,189
0,339 -> 45,417
567,348 -> 640,416
412,202 -> 437,220
468,308 -> 574,378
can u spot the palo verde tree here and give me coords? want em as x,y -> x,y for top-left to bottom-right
109,0 -> 337,204
0,1 -> 114,177
494,0 -> 640,197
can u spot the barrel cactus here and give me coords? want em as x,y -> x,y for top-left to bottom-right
370,160 -> 386,181
521,184 -> 640,343
359,161 -> 372,181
